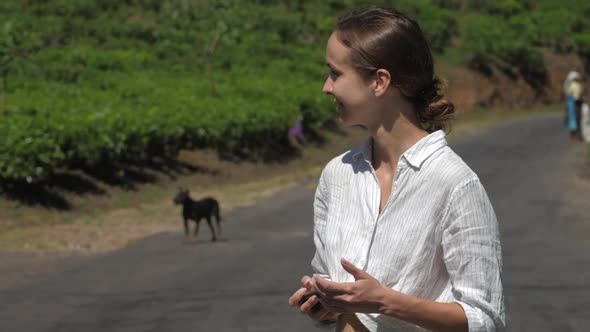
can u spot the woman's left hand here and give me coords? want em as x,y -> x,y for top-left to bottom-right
310,258 -> 391,314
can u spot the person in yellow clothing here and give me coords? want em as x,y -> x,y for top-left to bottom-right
565,71 -> 584,141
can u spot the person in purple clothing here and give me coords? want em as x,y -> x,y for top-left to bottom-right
288,118 -> 307,146
288,119 -> 304,140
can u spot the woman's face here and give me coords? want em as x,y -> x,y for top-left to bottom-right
322,32 -> 377,127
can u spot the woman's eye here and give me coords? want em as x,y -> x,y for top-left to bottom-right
330,71 -> 339,80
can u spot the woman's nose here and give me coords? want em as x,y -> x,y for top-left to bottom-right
322,78 -> 332,95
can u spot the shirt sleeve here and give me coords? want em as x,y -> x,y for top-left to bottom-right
440,178 -> 505,331
311,170 -> 331,280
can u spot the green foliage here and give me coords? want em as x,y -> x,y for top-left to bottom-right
573,34 -> 590,73
377,0 -> 459,53
461,0 -> 590,79
462,14 -> 547,92
0,19 -> 42,115
467,0 -> 535,17
3,0 -> 590,183
432,0 -> 462,10
529,9 -> 590,53
411,2 -> 458,53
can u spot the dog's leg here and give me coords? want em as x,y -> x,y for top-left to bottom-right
214,202 -> 222,240
193,218 -> 200,241
206,216 -> 217,242
183,218 -> 190,241
216,220 -> 222,240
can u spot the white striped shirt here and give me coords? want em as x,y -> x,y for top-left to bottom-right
311,130 -> 505,331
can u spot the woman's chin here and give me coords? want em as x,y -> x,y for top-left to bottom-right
336,108 -> 360,126
336,113 -> 347,124
338,116 -> 357,127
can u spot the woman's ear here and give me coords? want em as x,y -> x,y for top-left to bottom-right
374,69 -> 392,97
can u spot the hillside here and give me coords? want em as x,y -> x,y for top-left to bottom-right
1,0 -> 589,185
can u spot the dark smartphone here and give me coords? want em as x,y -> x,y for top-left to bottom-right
298,291 -> 323,313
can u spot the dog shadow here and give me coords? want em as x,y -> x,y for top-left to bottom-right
181,237 -> 229,245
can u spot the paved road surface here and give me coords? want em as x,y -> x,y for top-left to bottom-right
1,114 -> 589,331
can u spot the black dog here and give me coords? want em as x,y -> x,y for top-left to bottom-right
173,188 -> 221,242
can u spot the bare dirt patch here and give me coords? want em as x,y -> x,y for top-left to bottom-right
0,126 -> 367,253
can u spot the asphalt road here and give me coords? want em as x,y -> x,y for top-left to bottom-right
1,114 -> 589,332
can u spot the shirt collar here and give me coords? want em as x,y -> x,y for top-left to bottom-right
402,130 -> 448,169
352,130 -> 448,169
352,137 -> 374,164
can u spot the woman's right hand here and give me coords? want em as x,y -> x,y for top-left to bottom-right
288,275 -> 339,322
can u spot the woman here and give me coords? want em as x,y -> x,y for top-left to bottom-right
288,7 -> 504,332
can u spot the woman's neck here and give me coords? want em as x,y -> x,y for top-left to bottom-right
369,107 -> 428,168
